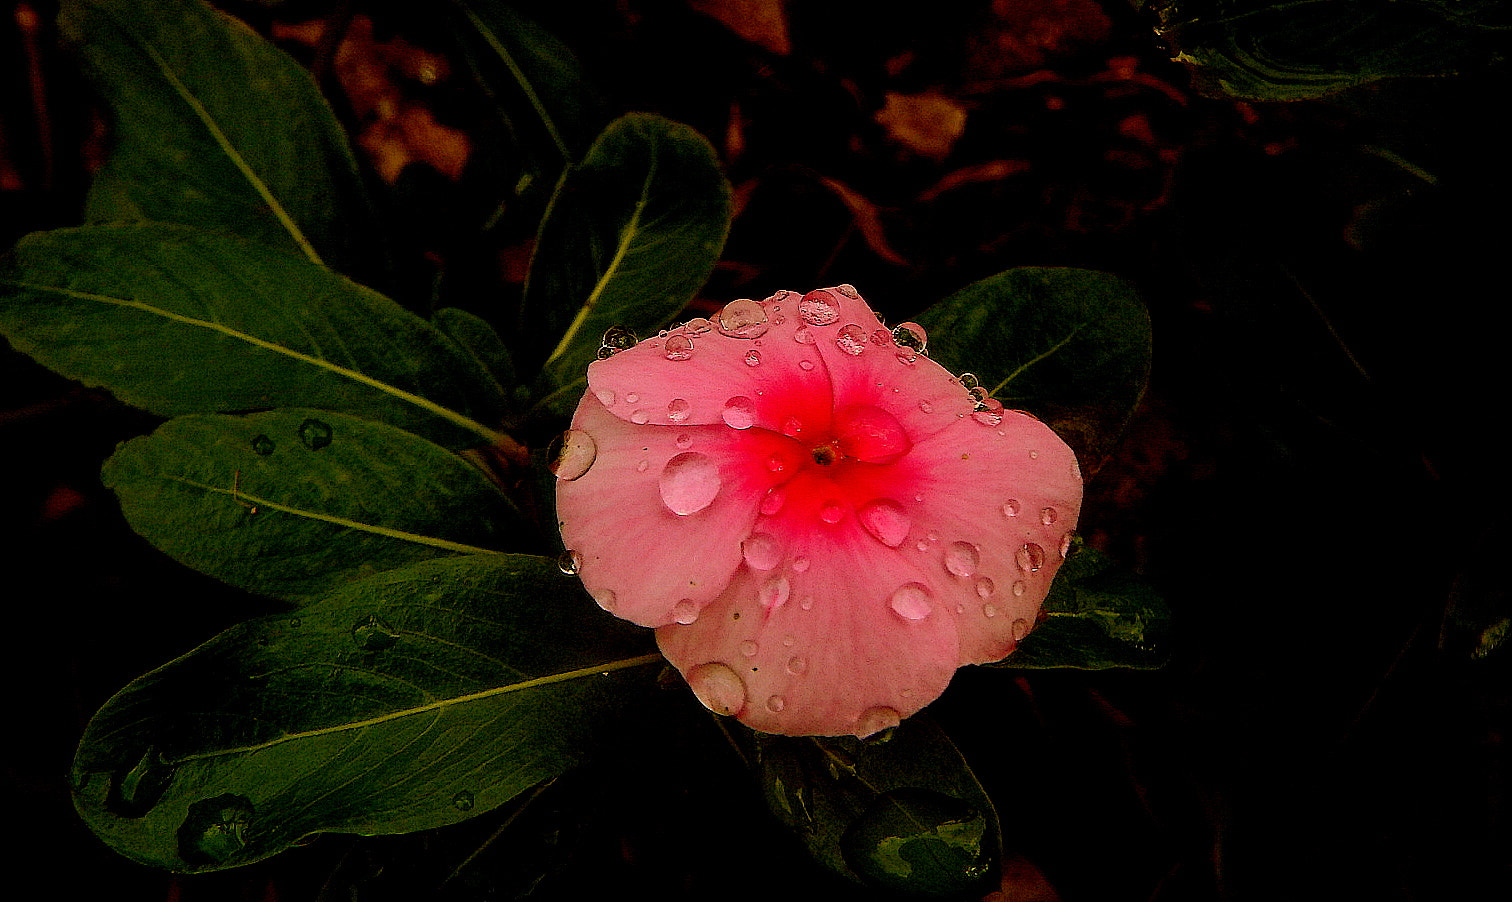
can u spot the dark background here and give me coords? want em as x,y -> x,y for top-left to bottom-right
3,1 -> 1507,899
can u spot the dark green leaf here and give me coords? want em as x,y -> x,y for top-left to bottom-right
60,0 -> 380,273
758,716 -> 999,898
434,307 -> 517,402
1153,0 -> 1508,101
71,554 -> 661,872
917,267 -> 1150,471
998,544 -> 1172,670
524,113 -> 732,411
0,223 -> 506,447
102,409 -> 525,601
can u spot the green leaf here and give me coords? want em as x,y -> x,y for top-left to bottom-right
59,0 -> 380,273
524,113 -> 732,411
998,544 -> 1172,670
917,267 -> 1151,471
758,716 -> 1000,898
0,223 -> 506,447
434,307 -> 517,401
1153,0 -> 1508,102
101,409 -> 526,602
71,554 -> 661,873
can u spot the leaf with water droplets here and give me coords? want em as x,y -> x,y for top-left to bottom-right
71,554 -> 659,873
525,114 -> 732,410
756,715 -> 1000,898
917,267 -> 1150,472
59,0 -> 382,276
101,409 -> 527,602
995,545 -> 1172,670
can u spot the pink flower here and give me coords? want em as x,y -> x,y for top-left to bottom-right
554,286 -> 1082,736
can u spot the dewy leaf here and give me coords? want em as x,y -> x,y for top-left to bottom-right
524,113 -> 732,409
0,223 -> 507,447
71,554 -> 662,873
758,716 -> 1000,899
997,544 -> 1172,670
917,267 -> 1150,471
101,409 -> 526,602
59,0 -> 381,273
1152,0 -> 1508,102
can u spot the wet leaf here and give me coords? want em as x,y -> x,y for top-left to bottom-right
758,716 -> 999,898
71,555 -> 660,873
999,545 -> 1172,670
102,409 -> 526,602
59,0 -> 380,274
917,267 -> 1150,471
0,224 -> 506,447
525,113 -> 732,411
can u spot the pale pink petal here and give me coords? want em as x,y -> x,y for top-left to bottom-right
556,393 -> 802,627
656,470 -> 960,736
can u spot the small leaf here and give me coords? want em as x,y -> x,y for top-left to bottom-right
59,0 -> 380,273
0,223 -> 506,447
917,267 -> 1151,470
101,409 -> 525,601
71,554 -> 661,873
758,716 -> 1000,898
999,545 -> 1172,670
524,113 -> 732,409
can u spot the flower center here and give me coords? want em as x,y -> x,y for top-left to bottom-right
810,442 -> 842,466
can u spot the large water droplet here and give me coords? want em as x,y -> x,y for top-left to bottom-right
664,333 -> 694,360
944,542 -> 980,577
452,789 -> 476,811
742,532 -> 782,570
600,325 -> 637,352
1015,542 -> 1046,572
671,598 -> 699,625
351,614 -> 398,651
834,405 -> 912,463
890,583 -> 933,621
1011,579 -> 1026,597
798,289 -> 842,325
177,794 -> 255,866
717,298 -> 769,338
594,387 -> 616,406
759,574 -> 792,609
250,434 -> 276,456
854,706 -> 902,738
547,429 -> 597,480
835,324 -> 868,355
659,452 -> 721,515
298,418 -> 333,450
892,322 -> 927,353
721,396 -> 756,429
782,416 -> 803,438
687,662 -> 747,716
667,398 -> 691,422
685,317 -> 714,335
858,498 -> 911,548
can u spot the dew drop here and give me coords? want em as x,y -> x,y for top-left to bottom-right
1029,449 -> 1040,460
177,794 -> 255,866
1060,533 -> 1073,558
892,322 -> 927,353
918,400 -> 934,414
797,289 -> 842,325
721,396 -> 756,429
794,325 -> 815,344
298,418 -> 333,450
667,398 -> 691,422
742,532 -> 782,570
675,432 -> 693,449
766,695 -> 787,713
1012,579 -> 1026,597
759,575 -> 792,609
836,283 -> 860,299
1015,542 -> 1046,572
594,387 -> 617,406
800,595 -> 815,611
895,348 -> 918,365
740,639 -> 760,657
671,598 -> 700,625
687,662 -> 747,716
745,349 -> 763,367
591,588 -> 617,611
1001,499 -> 1021,518
663,333 -> 695,360
889,582 -> 933,621
944,541 -> 980,577
685,317 -> 714,335
452,790 -> 475,811
1011,618 -> 1032,641
983,603 -> 999,618
1041,507 -> 1058,526
958,372 -> 980,390
659,452 -> 721,515
635,457 -> 649,473
250,434 -> 276,456
799,359 -> 815,371
630,409 -> 650,425
600,325 -> 637,352
975,576 -> 996,598
625,392 -> 640,404
547,429 -> 597,480
858,498 -> 911,548
791,555 -> 811,573
871,328 -> 893,346
855,706 -> 902,739
782,416 -> 803,438
716,298 -> 769,338
787,656 -> 808,675
819,501 -> 846,524
760,487 -> 785,515
972,398 -> 1005,426
556,550 -> 582,576
835,323 -> 868,355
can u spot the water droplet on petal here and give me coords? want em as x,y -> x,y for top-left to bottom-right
858,498 -> 911,548
1011,618 -> 1032,640
895,348 -> 918,365
819,501 -> 846,524
835,324 -> 868,355
890,583 -> 933,621
958,372 -> 980,390
557,550 -> 582,575
791,555 -> 811,573
594,387 -> 616,406
918,400 -> 933,414
740,639 -> 759,657
675,432 -> 693,449
687,662 -> 747,716
742,532 -> 782,570
975,576 -> 996,598
944,541 -> 980,577
799,359 -> 815,371
1029,449 -> 1040,460
983,603 -> 998,618
833,404 -> 911,463
760,487 -> 785,515
972,398 -> 1004,426
685,317 -> 714,335
667,398 -> 691,422
664,333 -> 694,360
452,790 -> 475,811
782,416 -> 803,438
892,322 -> 927,353
717,298 -> 769,338
794,325 -> 815,344
787,656 -> 808,675
635,457 -> 650,473
630,409 -> 651,425
251,434 -> 276,456
601,325 -> 637,352
659,452 -> 721,515
745,349 -> 762,367
800,595 -> 815,611
672,598 -> 699,625
1002,499 -> 1021,518
766,694 -> 787,713
298,418 -> 333,450
759,575 -> 792,608
1011,579 -> 1026,597
625,392 -> 640,404
855,706 -> 902,738
798,289 -> 842,325
1041,507 -> 1058,525
1060,533 -> 1074,558
721,396 -> 756,429
1015,543 -> 1046,572
871,328 -> 893,346
547,429 -> 597,480
591,588 -> 617,611
836,283 -> 860,299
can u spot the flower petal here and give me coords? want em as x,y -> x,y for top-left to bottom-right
656,470 -> 960,736
556,393 -> 800,626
